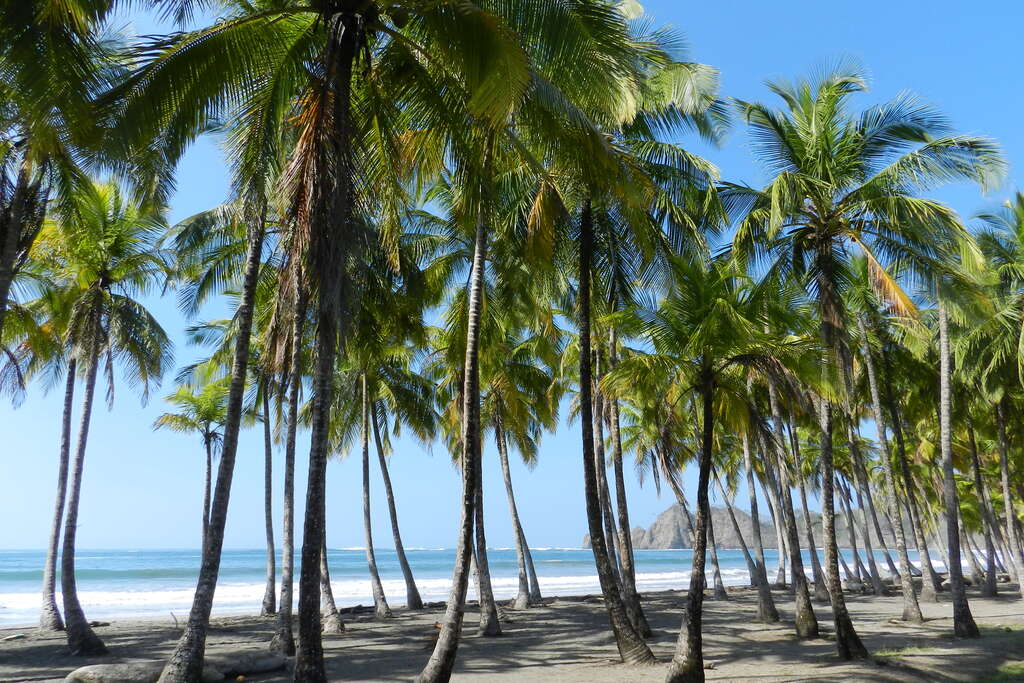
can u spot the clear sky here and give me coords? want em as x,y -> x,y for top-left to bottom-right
2,0 -> 1021,551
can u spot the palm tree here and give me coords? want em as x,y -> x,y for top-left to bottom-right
153,382 -> 228,550
0,0 -> 121,339
29,179 -> 172,656
731,65 -> 1004,659
606,256 -> 806,681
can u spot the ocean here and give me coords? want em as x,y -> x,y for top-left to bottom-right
0,547 -> 921,627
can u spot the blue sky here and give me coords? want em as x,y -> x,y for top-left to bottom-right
2,0 -> 1022,550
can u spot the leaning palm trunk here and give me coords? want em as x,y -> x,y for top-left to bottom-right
858,327 -> 922,621
714,476 -> 760,588
594,386 -> 622,576
202,440 -> 212,550
790,425 -> 829,603
764,385 -> 818,637
494,415 -> 532,610
938,305 -> 979,637
320,535 -> 344,634
759,475 -> 786,585
40,358 -> 75,631
577,201 -> 654,666
261,389 -> 276,616
158,214 -> 267,682
740,434 -> 770,590
707,511 -> 728,601
293,17 -> 360,681
473,455 -> 501,636
61,337 -> 106,656
837,480 -> 867,585
372,404 -> 422,609
361,375 -> 392,619
996,399 -> 1024,595
967,417 -> 999,597
665,379 -> 715,682
609,399 -> 650,635
270,283 -> 305,655
817,400 -> 868,660
417,162 -> 490,682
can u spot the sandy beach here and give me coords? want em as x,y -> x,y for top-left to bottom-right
2,584 -> 1022,682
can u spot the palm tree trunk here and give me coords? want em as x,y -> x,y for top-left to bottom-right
61,336 -> 106,656
837,479 -> 867,586
938,305 -> 979,637
292,16 -> 359,681
417,147 -> 491,682
961,518 -> 985,587
158,212 -> 267,682
881,348 -> 942,601
714,476 -> 760,587
202,439 -> 212,551
858,323 -> 922,620
261,388 -> 276,616
270,281 -> 305,656
663,456 -> 696,544
763,386 -> 818,637
707,511 -> 728,601
817,400 -> 868,660
761,476 -> 787,586
996,398 -> 1024,595
609,398 -> 650,635
594,384 -> 622,577
473,461 -> 501,636
494,415 -> 532,610
576,200 -> 653,666
665,378 -> 715,682
741,434 -> 769,590
372,403 -> 422,609
319,535 -> 344,634
361,374 -> 392,619
789,422 -> 829,602
967,416 -> 998,597
40,358 -> 75,631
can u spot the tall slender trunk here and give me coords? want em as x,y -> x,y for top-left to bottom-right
494,415 -> 532,610
202,439 -> 212,551
417,144 -> 493,682
576,200 -> 653,666
372,403 -> 422,609
62,333 -> 106,656
665,378 -> 715,682
473,446 -> 501,636
261,388 -> 276,616
996,399 -> 1024,594
270,281 -> 305,655
961,517 -> 985,587
159,212 -> 267,682
707,511 -> 728,601
858,323 -> 922,620
610,397 -> 650,635
849,466 -> 885,594
837,479 -> 867,585
662,447 -> 696,544
741,434 -> 769,590
714,475 -> 760,587
967,416 -> 998,597
881,348 -> 942,601
292,15 -> 358,681
320,535 -> 344,634
761,474 -> 787,585
361,374 -> 392,619
764,387 -> 818,637
938,305 -> 979,637
790,423 -> 829,602
594,382 -> 622,577
40,358 -> 75,631
818,400 -> 867,660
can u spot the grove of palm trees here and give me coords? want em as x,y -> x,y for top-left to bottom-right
3,1 -> 1024,682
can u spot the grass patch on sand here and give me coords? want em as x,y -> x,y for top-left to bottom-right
873,646 -> 937,660
979,661 -> 1024,682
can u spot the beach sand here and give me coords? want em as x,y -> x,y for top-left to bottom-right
2,584 -> 1022,682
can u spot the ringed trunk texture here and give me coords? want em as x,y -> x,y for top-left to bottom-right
416,151 -> 490,682
938,305 -> 979,637
270,282 -> 305,655
158,214 -> 267,682
261,389 -> 276,616
664,380 -> 715,682
372,404 -> 422,609
293,14 -> 358,681
40,358 -> 75,631
361,375 -> 392,619
577,200 -> 653,666
61,341 -> 106,656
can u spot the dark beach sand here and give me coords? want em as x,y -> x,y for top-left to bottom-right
2,584 -> 1022,682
